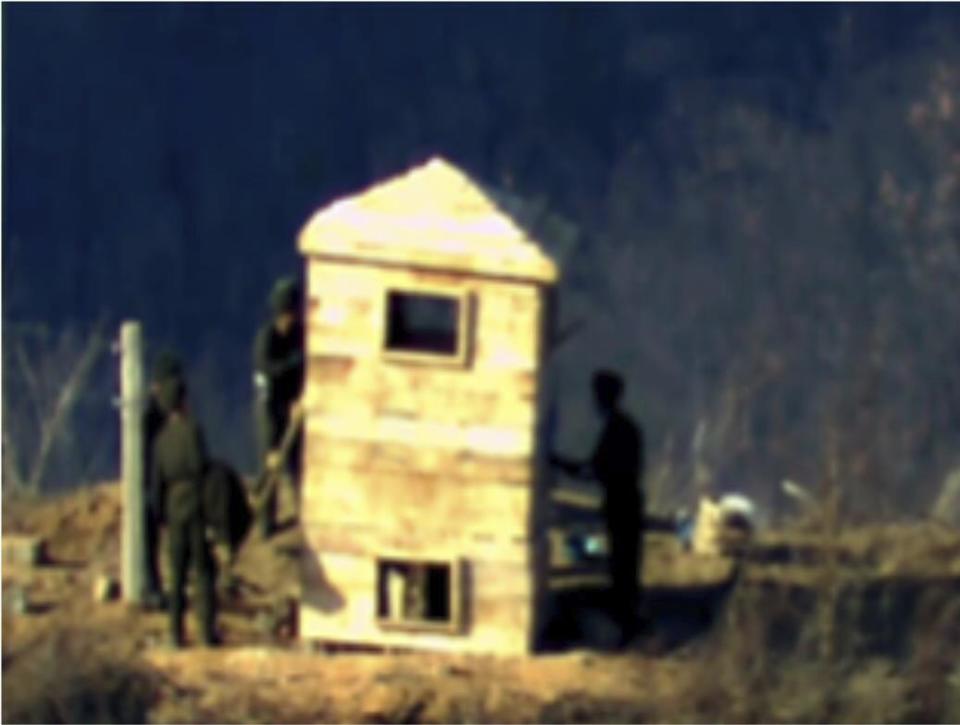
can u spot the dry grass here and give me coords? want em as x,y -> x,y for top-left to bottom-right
1,628 -> 154,724
652,563 -> 960,724
4,480 -> 958,723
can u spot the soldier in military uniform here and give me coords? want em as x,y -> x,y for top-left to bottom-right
150,375 -> 218,647
551,370 -> 645,647
204,457 -> 252,594
141,350 -> 183,609
252,277 -> 305,538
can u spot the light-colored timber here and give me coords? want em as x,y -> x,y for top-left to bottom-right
2,535 -> 46,568
119,321 -> 146,605
297,157 -> 559,655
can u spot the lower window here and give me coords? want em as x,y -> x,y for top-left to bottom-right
376,557 -> 463,633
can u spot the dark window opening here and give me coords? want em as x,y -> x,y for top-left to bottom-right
377,560 -> 453,624
385,291 -> 460,356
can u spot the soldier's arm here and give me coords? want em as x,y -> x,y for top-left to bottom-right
149,444 -> 166,524
192,422 -> 210,476
549,452 -> 593,480
143,397 -> 164,438
254,327 -> 303,380
582,432 -> 608,482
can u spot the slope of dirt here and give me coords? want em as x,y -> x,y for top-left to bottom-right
3,481 -> 960,723
1,482 -> 690,722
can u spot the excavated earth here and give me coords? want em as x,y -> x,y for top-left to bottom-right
3,481 -> 959,723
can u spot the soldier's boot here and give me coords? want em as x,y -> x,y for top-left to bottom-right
169,583 -> 186,648
197,551 -> 220,647
168,618 -> 185,650
213,543 -> 240,598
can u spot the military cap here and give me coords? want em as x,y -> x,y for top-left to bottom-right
269,277 -> 301,315
152,350 -> 184,383
592,369 -> 625,406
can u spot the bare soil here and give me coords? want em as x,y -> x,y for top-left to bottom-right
3,482 -> 959,723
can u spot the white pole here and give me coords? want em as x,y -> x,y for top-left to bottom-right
120,321 -> 145,605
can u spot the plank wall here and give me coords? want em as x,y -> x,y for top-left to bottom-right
300,257 -> 550,654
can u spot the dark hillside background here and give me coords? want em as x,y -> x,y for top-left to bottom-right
3,4 -> 959,521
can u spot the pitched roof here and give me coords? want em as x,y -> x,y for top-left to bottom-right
297,157 -> 559,283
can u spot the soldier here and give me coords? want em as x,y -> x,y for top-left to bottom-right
141,350 -> 183,609
203,457 -> 253,594
551,370 -> 645,647
150,375 -> 218,647
252,277 -> 305,538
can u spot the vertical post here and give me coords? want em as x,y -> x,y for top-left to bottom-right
120,321 -> 145,605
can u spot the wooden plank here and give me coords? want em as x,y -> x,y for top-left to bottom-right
305,437 -> 533,484
298,237 -> 552,656
305,261 -> 543,372
300,559 -> 537,655
300,549 -> 541,592
552,485 -> 603,510
306,355 -> 356,385
302,458 -> 534,492
300,524 -> 532,565
304,464 -> 533,510
469,596 -> 535,630
469,559 -> 536,598
2,535 -> 45,568
299,585 -> 535,650
300,470 -> 533,537
299,603 -> 533,655
302,416 -> 535,457
306,366 -> 539,422
309,257 -> 475,294
119,321 -> 146,606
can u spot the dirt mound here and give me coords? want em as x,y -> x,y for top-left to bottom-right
3,482 -> 122,567
3,482 -> 960,723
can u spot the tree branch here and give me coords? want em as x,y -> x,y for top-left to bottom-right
2,426 -> 26,492
26,323 -> 105,493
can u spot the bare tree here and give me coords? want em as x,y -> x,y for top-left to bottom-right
2,321 -> 109,494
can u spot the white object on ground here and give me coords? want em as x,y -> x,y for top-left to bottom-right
718,493 -> 757,526
782,479 -> 814,505
690,493 -> 757,556
93,574 -> 119,603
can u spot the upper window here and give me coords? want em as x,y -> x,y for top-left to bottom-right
384,289 -> 468,362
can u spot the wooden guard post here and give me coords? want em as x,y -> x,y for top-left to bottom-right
119,321 -> 145,605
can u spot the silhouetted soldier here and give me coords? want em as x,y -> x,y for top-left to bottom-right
150,375 -> 218,647
253,277 -> 305,538
203,458 -> 252,593
141,350 -> 183,609
551,370 -> 645,647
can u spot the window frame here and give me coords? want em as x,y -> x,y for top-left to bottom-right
381,286 -> 472,368
374,556 -> 465,635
